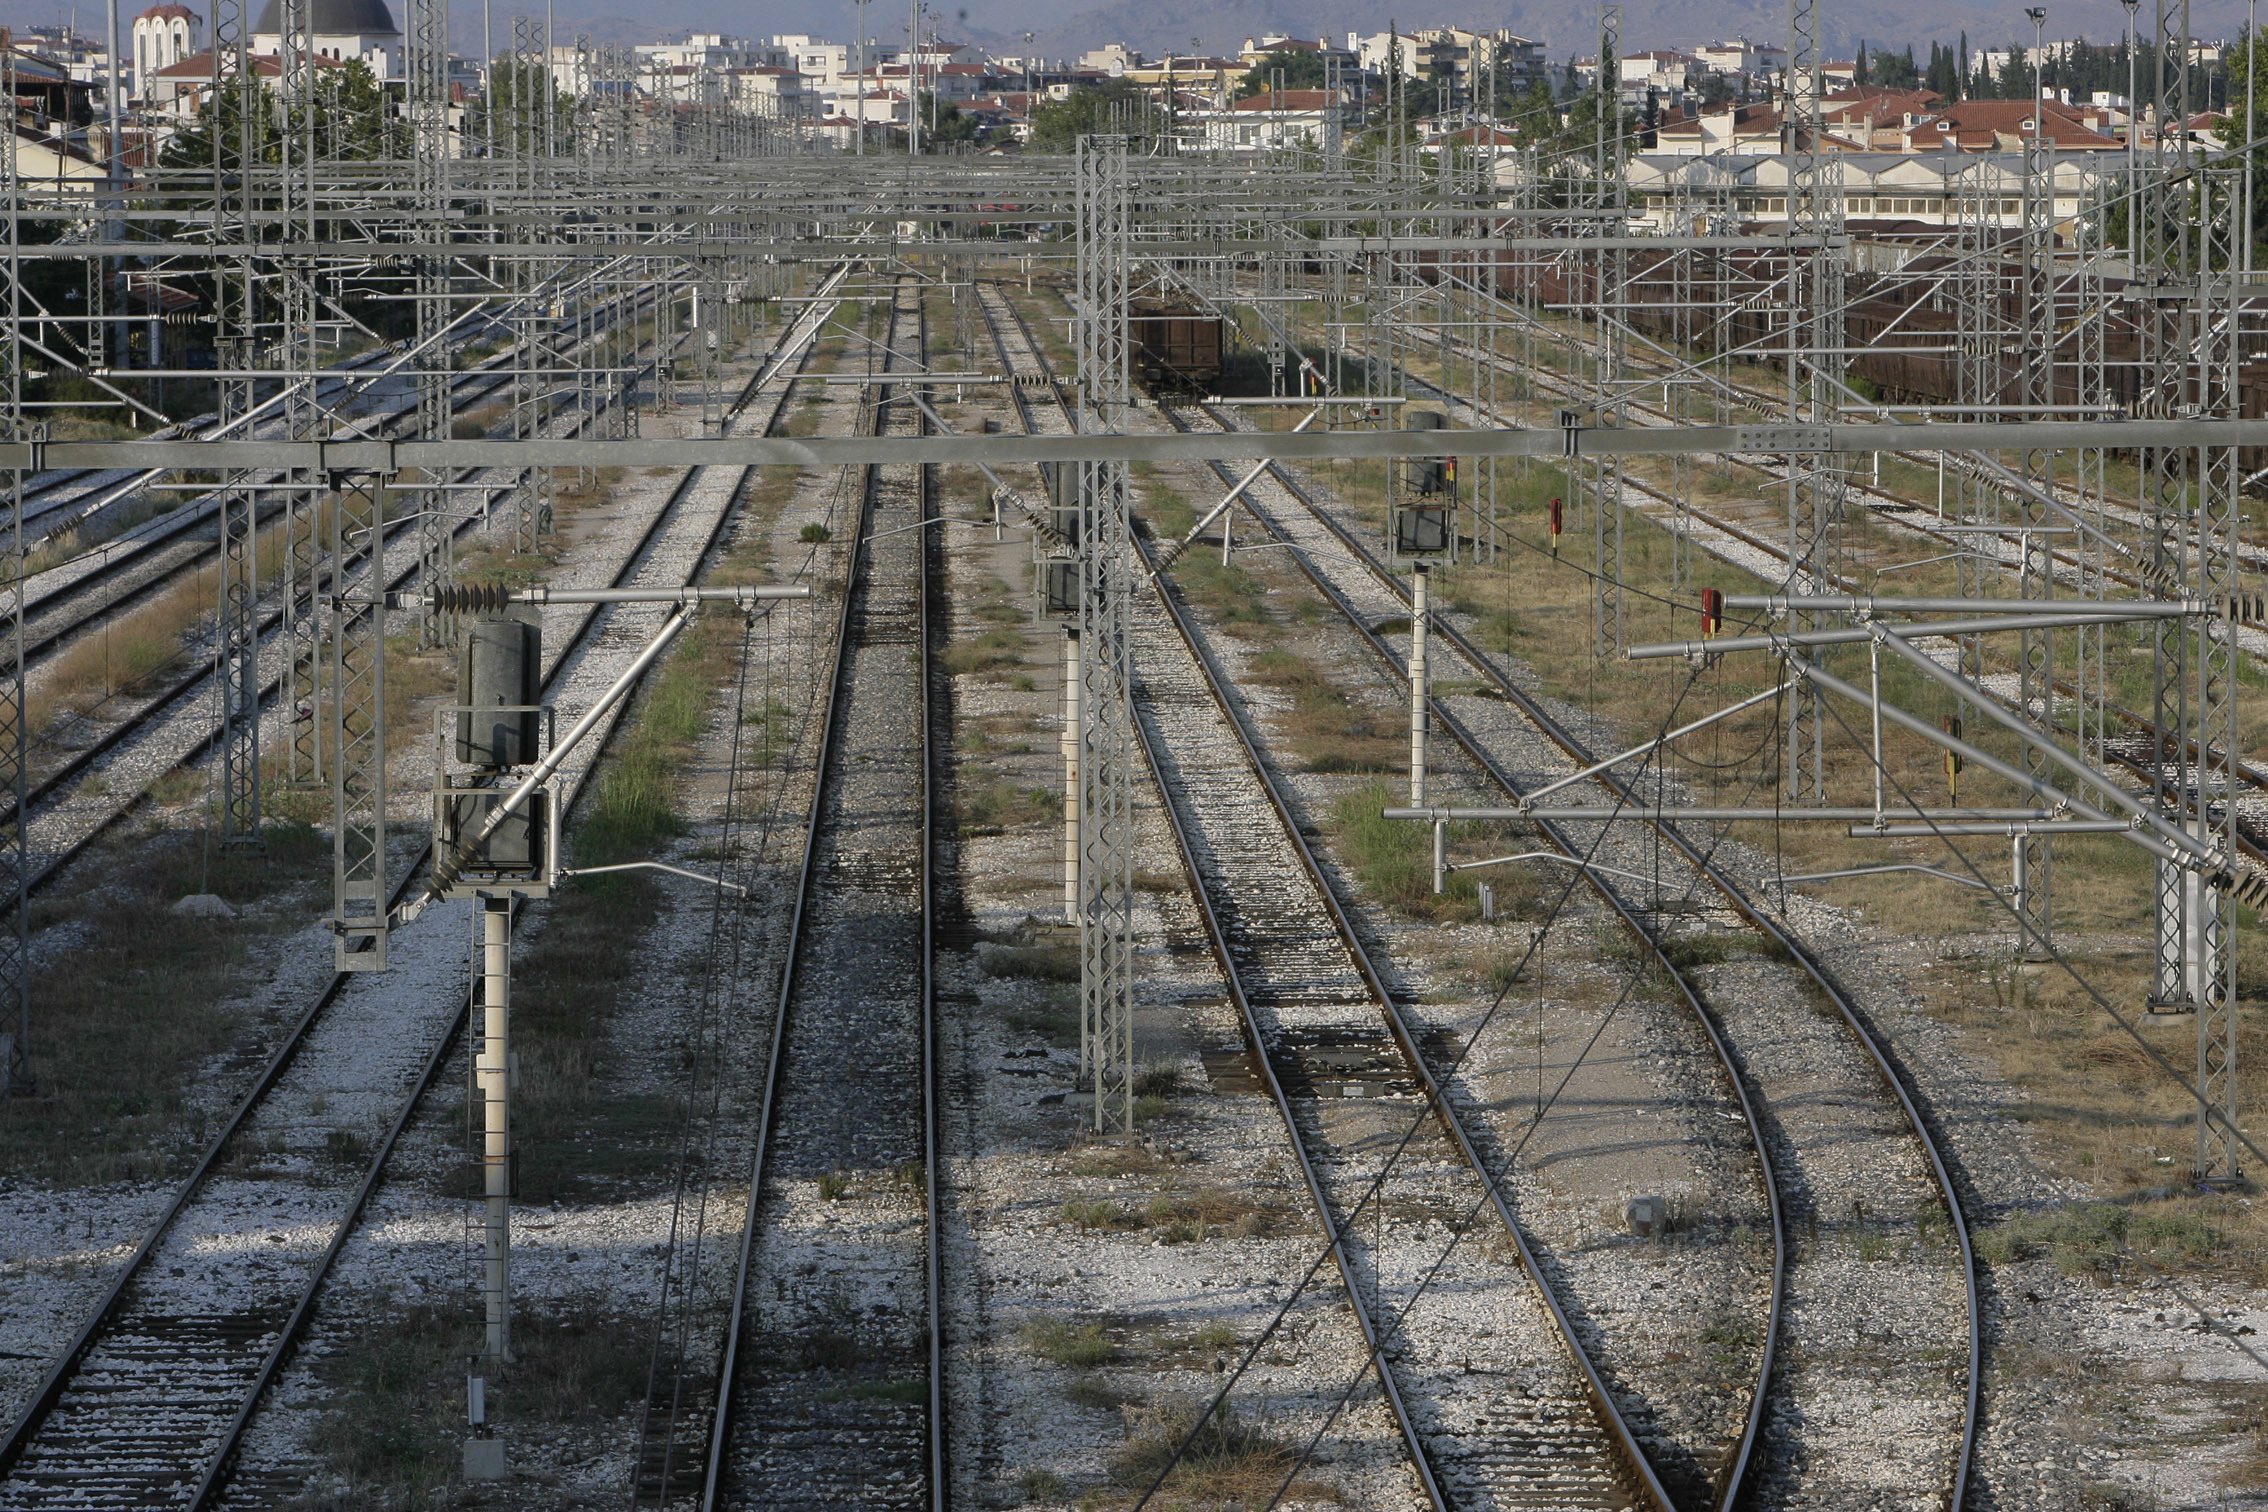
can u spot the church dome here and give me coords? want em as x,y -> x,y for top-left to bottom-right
252,0 -> 401,35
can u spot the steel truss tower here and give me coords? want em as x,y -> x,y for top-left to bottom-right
331,470 -> 389,970
1782,0 -> 1846,803
1074,136 -> 1138,1136
214,0 -> 263,841
414,0 -> 458,648
2015,106 -> 2057,955
1,48 -> 29,1095
1589,5 -> 1627,658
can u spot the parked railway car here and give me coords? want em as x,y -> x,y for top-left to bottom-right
1472,234 -> 2268,472
1129,301 -> 1224,394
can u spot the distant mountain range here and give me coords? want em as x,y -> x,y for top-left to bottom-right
455,0 -> 2254,62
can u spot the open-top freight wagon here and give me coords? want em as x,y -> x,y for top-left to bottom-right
1129,300 -> 1225,394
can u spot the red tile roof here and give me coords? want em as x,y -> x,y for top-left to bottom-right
1229,88 -> 1344,111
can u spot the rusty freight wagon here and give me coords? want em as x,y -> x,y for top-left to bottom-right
1129,301 -> 1224,394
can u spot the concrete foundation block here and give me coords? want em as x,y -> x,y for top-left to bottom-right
464,1436 -> 508,1481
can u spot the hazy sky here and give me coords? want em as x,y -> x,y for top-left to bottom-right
4,0 -> 2251,60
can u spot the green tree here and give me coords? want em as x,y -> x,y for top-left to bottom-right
160,72 -> 284,170
922,93 -> 982,149
1027,80 -> 1143,152
310,59 -> 404,158
1925,40 -> 1961,101
157,61 -> 406,181
1875,45 -> 1920,90
475,58 -> 574,153
1237,47 -> 1329,97
2217,30 -> 2268,253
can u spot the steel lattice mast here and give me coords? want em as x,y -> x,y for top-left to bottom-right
1,46 -> 29,1096
414,0 -> 457,649
1074,134 -> 1137,1136
214,0 -> 262,841
1783,0 -> 1845,804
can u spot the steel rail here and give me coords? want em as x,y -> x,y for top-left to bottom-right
1139,518 -> 1676,1512
976,284 -> 1471,1510
1423,328 -> 2268,639
190,290 -> 832,1507
1434,341 -> 2268,893
700,275 -> 942,1511
1166,398 -> 1785,1508
0,286 -> 833,1506
0,314 -> 673,909
1198,403 -> 1985,1511
0,301 -> 663,821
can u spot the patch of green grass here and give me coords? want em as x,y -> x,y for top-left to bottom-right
1006,1000 -> 1078,1047
307,1302 -> 650,1494
1159,1320 -> 1239,1352
959,781 -> 1061,835
575,609 -> 739,867
1976,1202 -> 2226,1277
1696,1310 -> 1759,1365
942,627 -> 1027,676
0,823 -> 330,1184
1108,1396 -> 1300,1501
1016,1466 -> 1066,1502
1025,1315 -> 1119,1366
1657,933 -> 1749,970
1061,1198 -> 1135,1231
1328,779 -> 1481,919
1134,1066 -> 1183,1097
1169,553 -> 1273,631
1065,1375 -> 1131,1410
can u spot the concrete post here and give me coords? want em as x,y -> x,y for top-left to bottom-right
479,896 -> 512,1362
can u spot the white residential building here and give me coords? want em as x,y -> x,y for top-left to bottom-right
634,34 -> 790,73
1348,27 -> 1543,104
1694,38 -> 1786,80
1185,87 -> 1356,153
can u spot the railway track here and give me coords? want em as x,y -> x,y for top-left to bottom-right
983,287 -> 1730,1509
12,283 -> 661,741
686,274 -> 943,1510
0,292 -> 686,928
1157,390 -> 1984,1507
1416,312 -> 2268,651
1410,333 -> 2268,881
10,266 -> 646,534
0,274 -> 849,1510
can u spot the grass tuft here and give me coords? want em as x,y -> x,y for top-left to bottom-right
1107,1396 -> 1303,1500
1024,1315 -> 1119,1367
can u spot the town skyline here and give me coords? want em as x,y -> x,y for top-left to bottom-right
5,0 -> 2262,62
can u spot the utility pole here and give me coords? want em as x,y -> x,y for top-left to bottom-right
907,0 -> 920,155
855,0 -> 869,155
